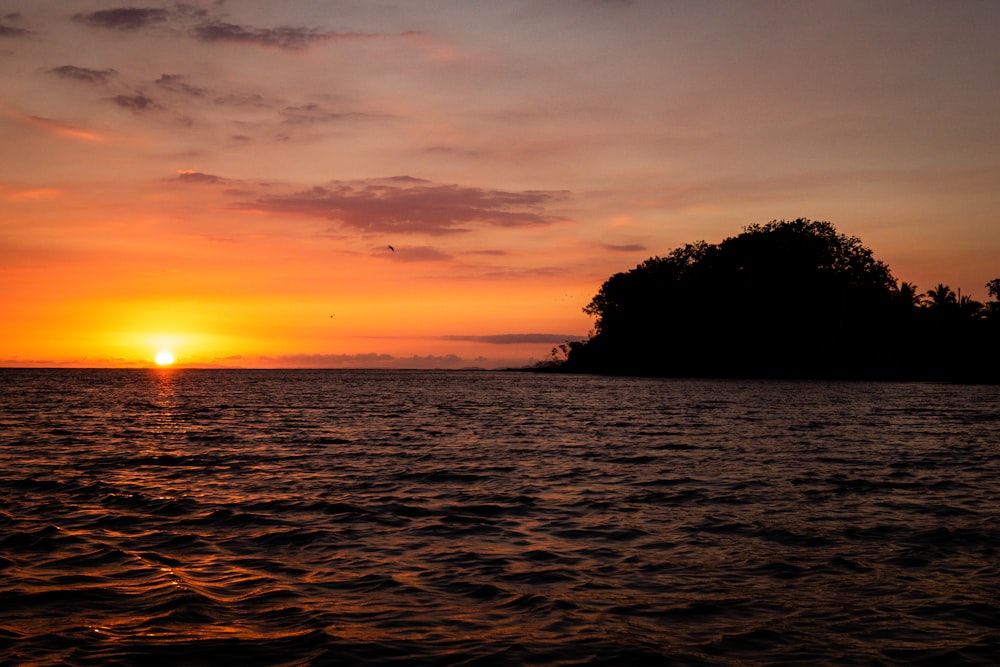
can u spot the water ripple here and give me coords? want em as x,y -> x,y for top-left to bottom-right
1,369 -> 999,665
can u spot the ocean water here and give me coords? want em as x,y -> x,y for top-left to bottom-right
1,369 -> 998,666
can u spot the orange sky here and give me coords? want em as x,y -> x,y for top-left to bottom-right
2,1 -> 998,368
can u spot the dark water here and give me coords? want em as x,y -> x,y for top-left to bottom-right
1,370 -> 998,666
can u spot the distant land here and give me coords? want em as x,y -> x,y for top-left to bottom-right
537,219 -> 999,383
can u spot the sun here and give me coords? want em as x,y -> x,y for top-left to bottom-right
154,350 -> 175,366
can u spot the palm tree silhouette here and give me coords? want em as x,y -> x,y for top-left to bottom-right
925,283 -> 957,309
898,281 -> 924,307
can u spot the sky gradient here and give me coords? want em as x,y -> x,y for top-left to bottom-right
2,1 -> 998,368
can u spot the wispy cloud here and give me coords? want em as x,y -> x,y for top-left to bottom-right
47,65 -> 117,84
280,103 -> 360,125
1,187 -> 62,201
22,115 -> 105,142
441,334 -> 586,344
111,93 -> 158,111
192,22 -> 376,51
235,178 -> 569,235
212,92 -> 269,109
155,74 -> 206,97
74,7 -> 170,30
72,6 -> 382,53
173,170 -> 225,185
0,22 -> 31,37
602,243 -> 647,252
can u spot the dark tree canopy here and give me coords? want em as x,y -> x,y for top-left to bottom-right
558,219 -> 998,381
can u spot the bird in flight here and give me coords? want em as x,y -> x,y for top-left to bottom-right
387,245 -> 395,252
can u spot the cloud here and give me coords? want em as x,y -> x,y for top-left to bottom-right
236,178 -> 569,235
259,353 -> 476,369
602,243 -> 647,252
280,103 -> 353,125
441,334 -> 587,345
47,65 -> 117,84
174,170 -> 225,184
74,7 -> 170,30
23,115 -> 105,142
192,21 -> 375,51
155,74 -> 206,97
71,6 -> 403,53
2,187 -> 62,201
0,22 -> 30,37
212,92 -> 269,108
112,94 -> 157,111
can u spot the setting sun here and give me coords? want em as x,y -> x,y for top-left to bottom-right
154,351 -> 175,366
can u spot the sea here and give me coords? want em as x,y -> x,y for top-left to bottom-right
1,369 -> 998,666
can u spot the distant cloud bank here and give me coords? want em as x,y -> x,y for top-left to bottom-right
258,353 -> 478,370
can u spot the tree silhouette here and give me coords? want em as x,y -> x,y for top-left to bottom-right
897,282 -> 924,308
958,294 -> 984,320
556,220 -> 998,382
987,278 -> 1000,301
925,283 -> 957,309
985,278 -> 1000,317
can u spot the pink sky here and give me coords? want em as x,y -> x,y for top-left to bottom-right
1,1 -> 997,367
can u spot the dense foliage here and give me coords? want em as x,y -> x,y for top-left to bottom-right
554,219 -> 999,381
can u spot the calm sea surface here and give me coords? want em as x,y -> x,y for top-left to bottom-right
1,369 -> 998,666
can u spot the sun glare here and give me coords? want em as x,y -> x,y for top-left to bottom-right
154,351 -> 175,366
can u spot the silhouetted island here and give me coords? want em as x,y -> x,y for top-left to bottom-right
542,219 -> 999,382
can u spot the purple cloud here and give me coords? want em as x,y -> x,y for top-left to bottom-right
237,178 -> 568,235
212,92 -> 268,108
192,21 -> 374,51
0,22 -> 30,37
280,103 -> 351,125
74,7 -> 169,30
47,65 -> 117,84
155,74 -> 206,97
174,170 -> 224,184
112,94 -> 157,111
69,6 -> 398,55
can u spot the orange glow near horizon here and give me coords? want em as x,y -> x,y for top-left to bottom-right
0,271 -> 596,368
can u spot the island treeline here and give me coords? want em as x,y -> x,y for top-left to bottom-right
548,219 -> 999,382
